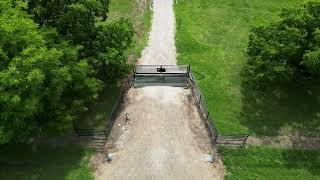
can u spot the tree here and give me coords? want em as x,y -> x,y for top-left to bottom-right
302,29 -> 320,76
28,0 -> 134,80
0,0 -> 101,144
94,18 -> 134,79
0,0 -> 134,144
246,1 -> 320,85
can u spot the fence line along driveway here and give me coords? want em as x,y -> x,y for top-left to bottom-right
94,0 -> 224,179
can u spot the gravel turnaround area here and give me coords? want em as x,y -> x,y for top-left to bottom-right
94,0 -> 224,179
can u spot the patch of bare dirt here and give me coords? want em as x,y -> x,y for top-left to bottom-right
247,135 -> 320,150
133,0 -> 151,39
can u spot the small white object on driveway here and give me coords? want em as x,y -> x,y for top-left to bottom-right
201,154 -> 215,163
107,153 -> 114,162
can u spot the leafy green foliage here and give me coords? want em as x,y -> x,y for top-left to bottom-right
0,1 -> 100,143
247,1 -> 320,84
95,18 -> 134,79
303,29 -> 320,75
0,0 -> 134,144
27,0 -> 134,79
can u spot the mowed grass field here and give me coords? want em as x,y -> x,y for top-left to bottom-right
175,0 -> 320,136
219,146 -> 320,180
175,1 -> 320,179
0,145 -> 94,180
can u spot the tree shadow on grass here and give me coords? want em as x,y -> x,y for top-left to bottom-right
219,146 -> 320,177
281,148 -> 320,176
75,85 -> 120,129
240,81 -> 320,137
0,144 -> 94,180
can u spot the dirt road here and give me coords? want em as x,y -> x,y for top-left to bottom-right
95,0 -> 224,179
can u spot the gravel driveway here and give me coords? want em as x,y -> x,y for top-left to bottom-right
95,0 -> 224,179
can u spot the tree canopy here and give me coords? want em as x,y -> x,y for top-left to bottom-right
246,1 -> 320,85
0,0 -> 133,144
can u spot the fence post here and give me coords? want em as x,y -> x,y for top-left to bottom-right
214,133 -> 218,144
133,69 -> 136,79
244,135 -> 249,144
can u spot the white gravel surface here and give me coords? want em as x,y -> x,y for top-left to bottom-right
138,0 -> 176,65
95,0 -> 224,179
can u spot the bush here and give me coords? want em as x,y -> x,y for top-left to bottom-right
0,0 -> 133,144
246,1 -> 320,85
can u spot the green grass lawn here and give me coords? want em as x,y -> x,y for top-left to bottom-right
219,146 -> 320,179
174,0 -> 320,136
0,144 -> 94,180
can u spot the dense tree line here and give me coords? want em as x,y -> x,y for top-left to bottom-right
0,0 -> 134,144
246,1 -> 320,86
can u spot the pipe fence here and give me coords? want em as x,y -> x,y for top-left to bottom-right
188,71 -> 249,146
74,74 -> 134,142
75,66 -> 249,148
